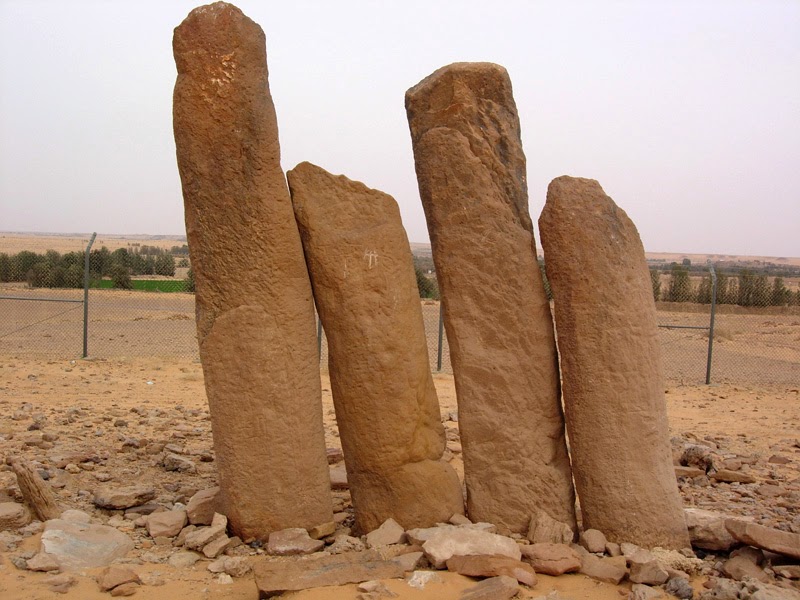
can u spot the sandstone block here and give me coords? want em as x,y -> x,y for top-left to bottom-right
289,162 -> 464,532
93,485 -> 156,510
579,528 -> 607,553
520,543 -> 581,575
173,1 -> 332,540
725,519 -> 800,560
146,510 -> 187,539
365,518 -> 406,548
421,527 -> 521,569
446,554 -> 537,587
405,62 -> 576,534
98,566 -> 140,592
684,508 -> 736,551
460,575 -> 519,600
578,553 -> 628,584
527,511 -> 574,544
0,502 -> 31,530
539,176 -> 690,549
267,527 -> 324,555
40,519 -> 134,570
254,550 -> 407,596
186,487 -> 220,526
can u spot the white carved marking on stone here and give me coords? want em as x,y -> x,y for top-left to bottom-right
364,250 -> 378,269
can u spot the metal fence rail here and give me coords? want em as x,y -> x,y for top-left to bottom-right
2,236 -> 798,385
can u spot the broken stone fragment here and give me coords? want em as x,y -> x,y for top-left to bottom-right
421,527 -> 521,569
184,513 -> 227,551
0,502 -> 31,530
459,575 -> 519,600
266,527 -> 324,556
185,487 -> 219,526
684,508 -> 737,551
725,519 -> 800,560
520,543 -> 581,576
527,511 -> 574,545
40,519 -> 134,570
366,518 -> 406,548
93,485 -> 156,510
146,510 -> 187,539
446,554 -> 537,587
97,565 -> 140,592
579,529 -> 607,554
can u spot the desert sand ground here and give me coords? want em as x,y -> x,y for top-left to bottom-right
0,355 -> 798,599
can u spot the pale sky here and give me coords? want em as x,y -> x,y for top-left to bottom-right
1,0 -> 798,257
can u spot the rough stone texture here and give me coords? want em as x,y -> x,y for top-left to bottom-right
93,485 -> 156,510
578,553 -> 628,584
254,550 -> 409,597
40,519 -> 134,570
0,502 -> 31,530
538,176 -> 690,549
288,162 -> 463,532
721,555 -> 769,582
173,2 -> 332,540
146,510 -> 187,539
579,529 -> 607,553
98,566 -> 140,592
184,512 -> 227,550
405,62 -> 576,534
684,508 -> 736,551
365,518 -> 406,548
527,511 -> 574,544
629,559 -> 670,585
725,519 -> 800,559
266,527 -> 325,556
420,527 -> 521,569
520,543 -> 582,575
460,575 -> 519,600
446,554 -> 537,586
186,487 -> 220,526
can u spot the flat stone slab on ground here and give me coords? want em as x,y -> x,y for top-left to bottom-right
93,485 -> 156,510
459,575 -> 519,600
40,519 -> 134,570
725,519 -> 800,560
422,527 -> 521,569
254,550 -> 408,596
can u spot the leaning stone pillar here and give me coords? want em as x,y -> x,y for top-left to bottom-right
539,176 -> 690,549
405,63 -> 576,534
172,3 -> 333,541
288,162 -> 465,533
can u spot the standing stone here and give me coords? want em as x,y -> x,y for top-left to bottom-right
173,2 -> 332,540
288,162 -> 464,533
538,176 -> 690,549
405,62 -> 575,534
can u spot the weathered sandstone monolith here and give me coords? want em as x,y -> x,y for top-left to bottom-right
538,176 -> 690,549
172,2 -> 332,540
405,63 -> 576,534
288,162 -> 464,533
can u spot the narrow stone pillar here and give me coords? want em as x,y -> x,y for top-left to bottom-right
172,3 -> 333,541
405,63 -> 576,534
288,162 -> 465,533
539,176 -> 690,549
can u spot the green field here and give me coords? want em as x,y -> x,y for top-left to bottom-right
90,279 -> 190,292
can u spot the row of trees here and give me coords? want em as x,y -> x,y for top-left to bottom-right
651,265 -> 800,307
0,247 -> 184,289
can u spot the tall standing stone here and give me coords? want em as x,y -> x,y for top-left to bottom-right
288,162 -> 464,533
539,176 -> 690,549
172,2 -> 333,541
405,63 -> 576,534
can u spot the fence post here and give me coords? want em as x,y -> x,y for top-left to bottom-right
82,232 -> 97,358
437,302 -> 444,372
705,262 -> 717,385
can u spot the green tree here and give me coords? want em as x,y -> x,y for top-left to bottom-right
0,253 -> 10,282
155,254 -> 176,276
415,266 -> 438,299
666,265 -> 692,302
649,268 -> 662,302
770,277 -> 791,306
177,257 -> 189,268
696,275 -> 712,304
13,251 -> 39,280
64,264 -> 84,288
184,268 -> 195,293
109,264 -> 133,290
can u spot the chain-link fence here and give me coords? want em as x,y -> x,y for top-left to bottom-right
652,262 -> 800,385
2,235 -> 798,385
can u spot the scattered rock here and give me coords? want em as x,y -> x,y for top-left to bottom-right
110,582 -> 139,596
579,553 -> 628,584
26,551 -> 61,572
162,452 -> 196,473
527,511 -> 574,544
725,519 -> 800,560
184,512 -> 227,551
629,558 -> 669,585
208,555 -> 251,578
185,487 -> 219,526
685,508 -> 737,551
254,550 -> 408,596
0,502 -> 32,530
579,529 -> 607,553
366,518 -> 406,548
721,555 -> 769,582
267,527 -> 325,555
711,470 -> 756,484
42,573 -> 76,594
97,565 -> 140,592
665,576 -> 694,599
460,575 -> 519,600
406,570 -> 442,589
421,527 -> 522,569
520,543 -> 582,575
446,554 -> 537,586
146,510 -> 187,539
40,518 -> 134,570
329,464 -> 349,490
93,485 -> 156,510
629,583 -> 664,600
167,550 -> 201,568
308,521 -> 335,540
